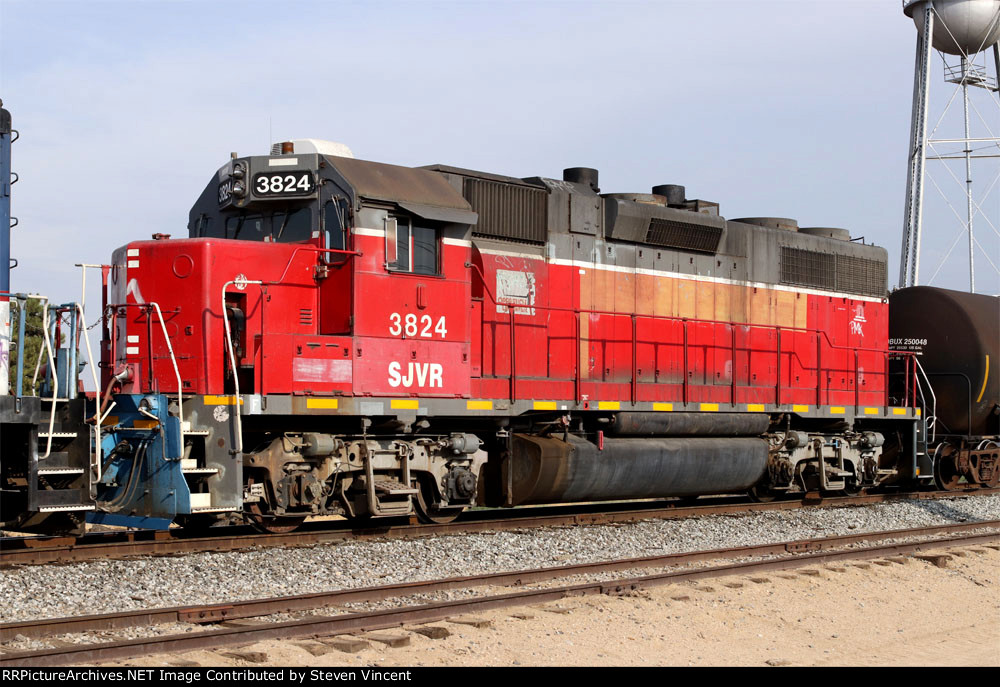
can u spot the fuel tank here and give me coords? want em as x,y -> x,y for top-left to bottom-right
505,434 -> 768,505
889,286 -> 999,436
609,412 -> 770,436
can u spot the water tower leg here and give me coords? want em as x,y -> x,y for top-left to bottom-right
995,44 -> 1000,93
961,58 -> 975,293
901,4 -> 935,288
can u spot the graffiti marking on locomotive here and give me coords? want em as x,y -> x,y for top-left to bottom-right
388,361 -> 444,388
496,269 -> 536,315
388,313 -> 448,338
213,405 -> 230,423
851,304 -> 866,336
126,278 -> 146,304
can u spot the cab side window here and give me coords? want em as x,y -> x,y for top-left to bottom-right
386,215 -> 438,275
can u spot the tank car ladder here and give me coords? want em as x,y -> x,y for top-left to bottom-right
912,357 -> 937,481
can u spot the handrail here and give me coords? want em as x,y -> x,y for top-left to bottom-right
222,279 -> 264,454
149,302 -> 184,458
272,245 -> 360,286
468,261 -> 899,358
104,302 -> 186,458
38,301 -> 59,459
914,358 -> 939,442
75,304 -> 102,487
466,261 -> 917,408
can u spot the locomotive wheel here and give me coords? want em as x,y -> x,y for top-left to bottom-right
748,484 -> 779,503
247,514 -> 306,534
933,444 -> 963,491
412,478 -> 464,525
245,503 -> 306,533
841,480 -> 864,497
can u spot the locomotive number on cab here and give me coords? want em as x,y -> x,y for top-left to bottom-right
388,313 -> 447,339
252,171 -> 315,197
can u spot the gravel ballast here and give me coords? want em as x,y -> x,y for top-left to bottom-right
1,494 -> 997,623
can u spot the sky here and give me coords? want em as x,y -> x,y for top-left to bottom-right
1,0 -> 998,320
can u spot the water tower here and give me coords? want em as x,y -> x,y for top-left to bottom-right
899,0 -> 1000,293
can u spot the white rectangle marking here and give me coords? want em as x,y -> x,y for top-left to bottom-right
292,358 -> 353,384
126,346 -> 140,355
127,260 -> 139,268
126,248 -> 139,257
496,269 -> 536,315
268,158 -> 299,167
127,335 -> 139,343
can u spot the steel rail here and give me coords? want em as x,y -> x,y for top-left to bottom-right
2,519 -> 997,644
2,488 -> 996,567
2,524 -> 997,667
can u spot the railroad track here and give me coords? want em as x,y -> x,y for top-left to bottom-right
2,488 -> 994,567
2,520 -> 997,666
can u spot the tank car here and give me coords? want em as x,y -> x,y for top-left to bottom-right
889,286 -> 999,489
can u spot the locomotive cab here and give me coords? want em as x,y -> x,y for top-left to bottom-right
94,141 -> 486,529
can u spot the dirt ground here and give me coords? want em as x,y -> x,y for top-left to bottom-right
113,543 -> 999,668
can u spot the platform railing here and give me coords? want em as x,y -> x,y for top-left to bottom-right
105,300 -> 184,460
468,262 -> 918,413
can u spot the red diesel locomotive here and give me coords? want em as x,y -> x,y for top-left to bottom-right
62,138 -> 928,531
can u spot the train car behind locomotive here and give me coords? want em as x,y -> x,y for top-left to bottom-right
889,286 -> 999,489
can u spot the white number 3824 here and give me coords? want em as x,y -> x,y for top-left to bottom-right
388,313 -> 447,339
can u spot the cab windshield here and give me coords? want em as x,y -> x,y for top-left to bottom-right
197,207 -> 313,243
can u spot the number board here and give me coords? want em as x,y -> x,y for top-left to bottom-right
218,179 -> 234,206
252,170 -> 315,198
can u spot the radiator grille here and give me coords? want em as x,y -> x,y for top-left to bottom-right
299,309 -> 314,326
464,178 -> 547,244
780,247 -> 836,290
780,247 -> 886,297
645,218 -> 723,253
837,254 -> 887,297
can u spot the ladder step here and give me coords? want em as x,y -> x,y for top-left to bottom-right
37,468 -> 85,476
190,493 -> 213,509
190,506 -> 238,513
183,468 -> 220,475
39,505 -> 96,512
185,430 -> 211,436
39,431 -> 79,439
374,479 -> 418,496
